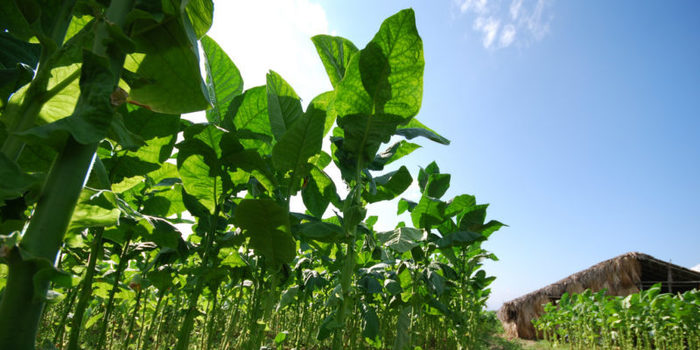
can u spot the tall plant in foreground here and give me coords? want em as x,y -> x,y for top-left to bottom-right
1,3 -> 505,349
0,1 -> 214,348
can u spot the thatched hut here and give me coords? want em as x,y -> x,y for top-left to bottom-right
497,252 -> 700,340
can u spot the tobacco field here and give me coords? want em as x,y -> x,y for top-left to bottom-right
533,285 -> 700,350
0,1 -> 504,349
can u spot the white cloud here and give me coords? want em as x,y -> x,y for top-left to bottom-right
454,0 -> 554,50
525,0 -> 551,41
692,263 -> 700,272
473,17 -> 501,49
458,0 -> 490,15
207,0 -> 332,104
510,0 -> 523,20
499,24 -> 517,48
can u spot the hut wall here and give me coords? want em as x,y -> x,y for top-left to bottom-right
498,252 -> 643,339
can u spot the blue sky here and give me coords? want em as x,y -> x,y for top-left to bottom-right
208,0 -> 700,309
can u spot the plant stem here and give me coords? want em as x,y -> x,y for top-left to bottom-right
66,228 -> 104,350
125,286 -> 144,347
97,231 -> 134,349
174,210 -> 219,350
0,2 -> 134,347
53,286 -> 79,346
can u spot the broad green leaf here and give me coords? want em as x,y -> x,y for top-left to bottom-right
393,305 -> 412,350
445,194 -> 476,217
457,204 -> 489,231
267,70 -> 303,140
176,124 -> 226,214
277,286 -> 299,311
436,231 -> 484,249
271,104 -> 325,176
68,189 -> 120,232
384,278 -> 402,295
396,118 -> 450,145
0,153 -> 39,205
63,15 -> 93,44
0,1 -> 33,40
122,106 -> 180,164
418,161 -> 440,192
424,173 -> 451,199
145,163 -> 179,189
219,247 -> 246,267
185,0 -> 214,39
376,227 -> 422,253
139,217 -> 184,250
309,91 -> 336,137
11,63 -> 81,125
479,220 -> 505,238
296,221 -> 343,243
18,52 -> 114,146
364,166 -> 412,203
337,112 -> 404,165
234,199 -> 295,267
33,265 -> 73,301
426,269 -> 446,296
359,275 -> 382,294
317,314 -> 342,341
110,176 -> 144,194
142,185 -> 186,218
202,35 -> 243,125
274,331 -> 288,345
301,166 -> 338,217
397,198 -> 417,215
361,303 -> 380,340
0,32 -> 41,107
311,34 -> 359,88
148,268 -> 174,291
369,141 -> 420,170
411,195 -> 446,229
226,86 -> 273,153
333,8 -> 423,120
125,9 -> 210,114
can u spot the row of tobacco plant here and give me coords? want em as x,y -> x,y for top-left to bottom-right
533,285 -> 700,350
0,1 -> 503,349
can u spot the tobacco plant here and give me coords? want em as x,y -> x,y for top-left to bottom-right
1,2 -> 504,349
534,285 -> 700,349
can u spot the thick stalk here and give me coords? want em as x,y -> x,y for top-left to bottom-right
53,287 -> 79,346
124,286 -> 144,347
331,240 -> 357,350
174,211 -> 219,350
66,228 -> 104,350
107,313 -> 122,350
153,292 -> 171,350
205,285 -> 220,350
0,1 -> 134,348
135,287 -> 152,349
253,270 -> 280,348
295,297 -> 306,348
199,297 -> 212,349
142,289 -> 166,349
221,282 -> 244,350
0,137 -> 97,349
245,276 -> 264,350
96,231 -> 133,349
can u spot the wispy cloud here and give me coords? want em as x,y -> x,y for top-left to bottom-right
474,17 -> 501,48
454,0 -> 554,49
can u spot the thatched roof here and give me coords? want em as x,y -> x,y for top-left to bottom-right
497,252 -> 700,340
